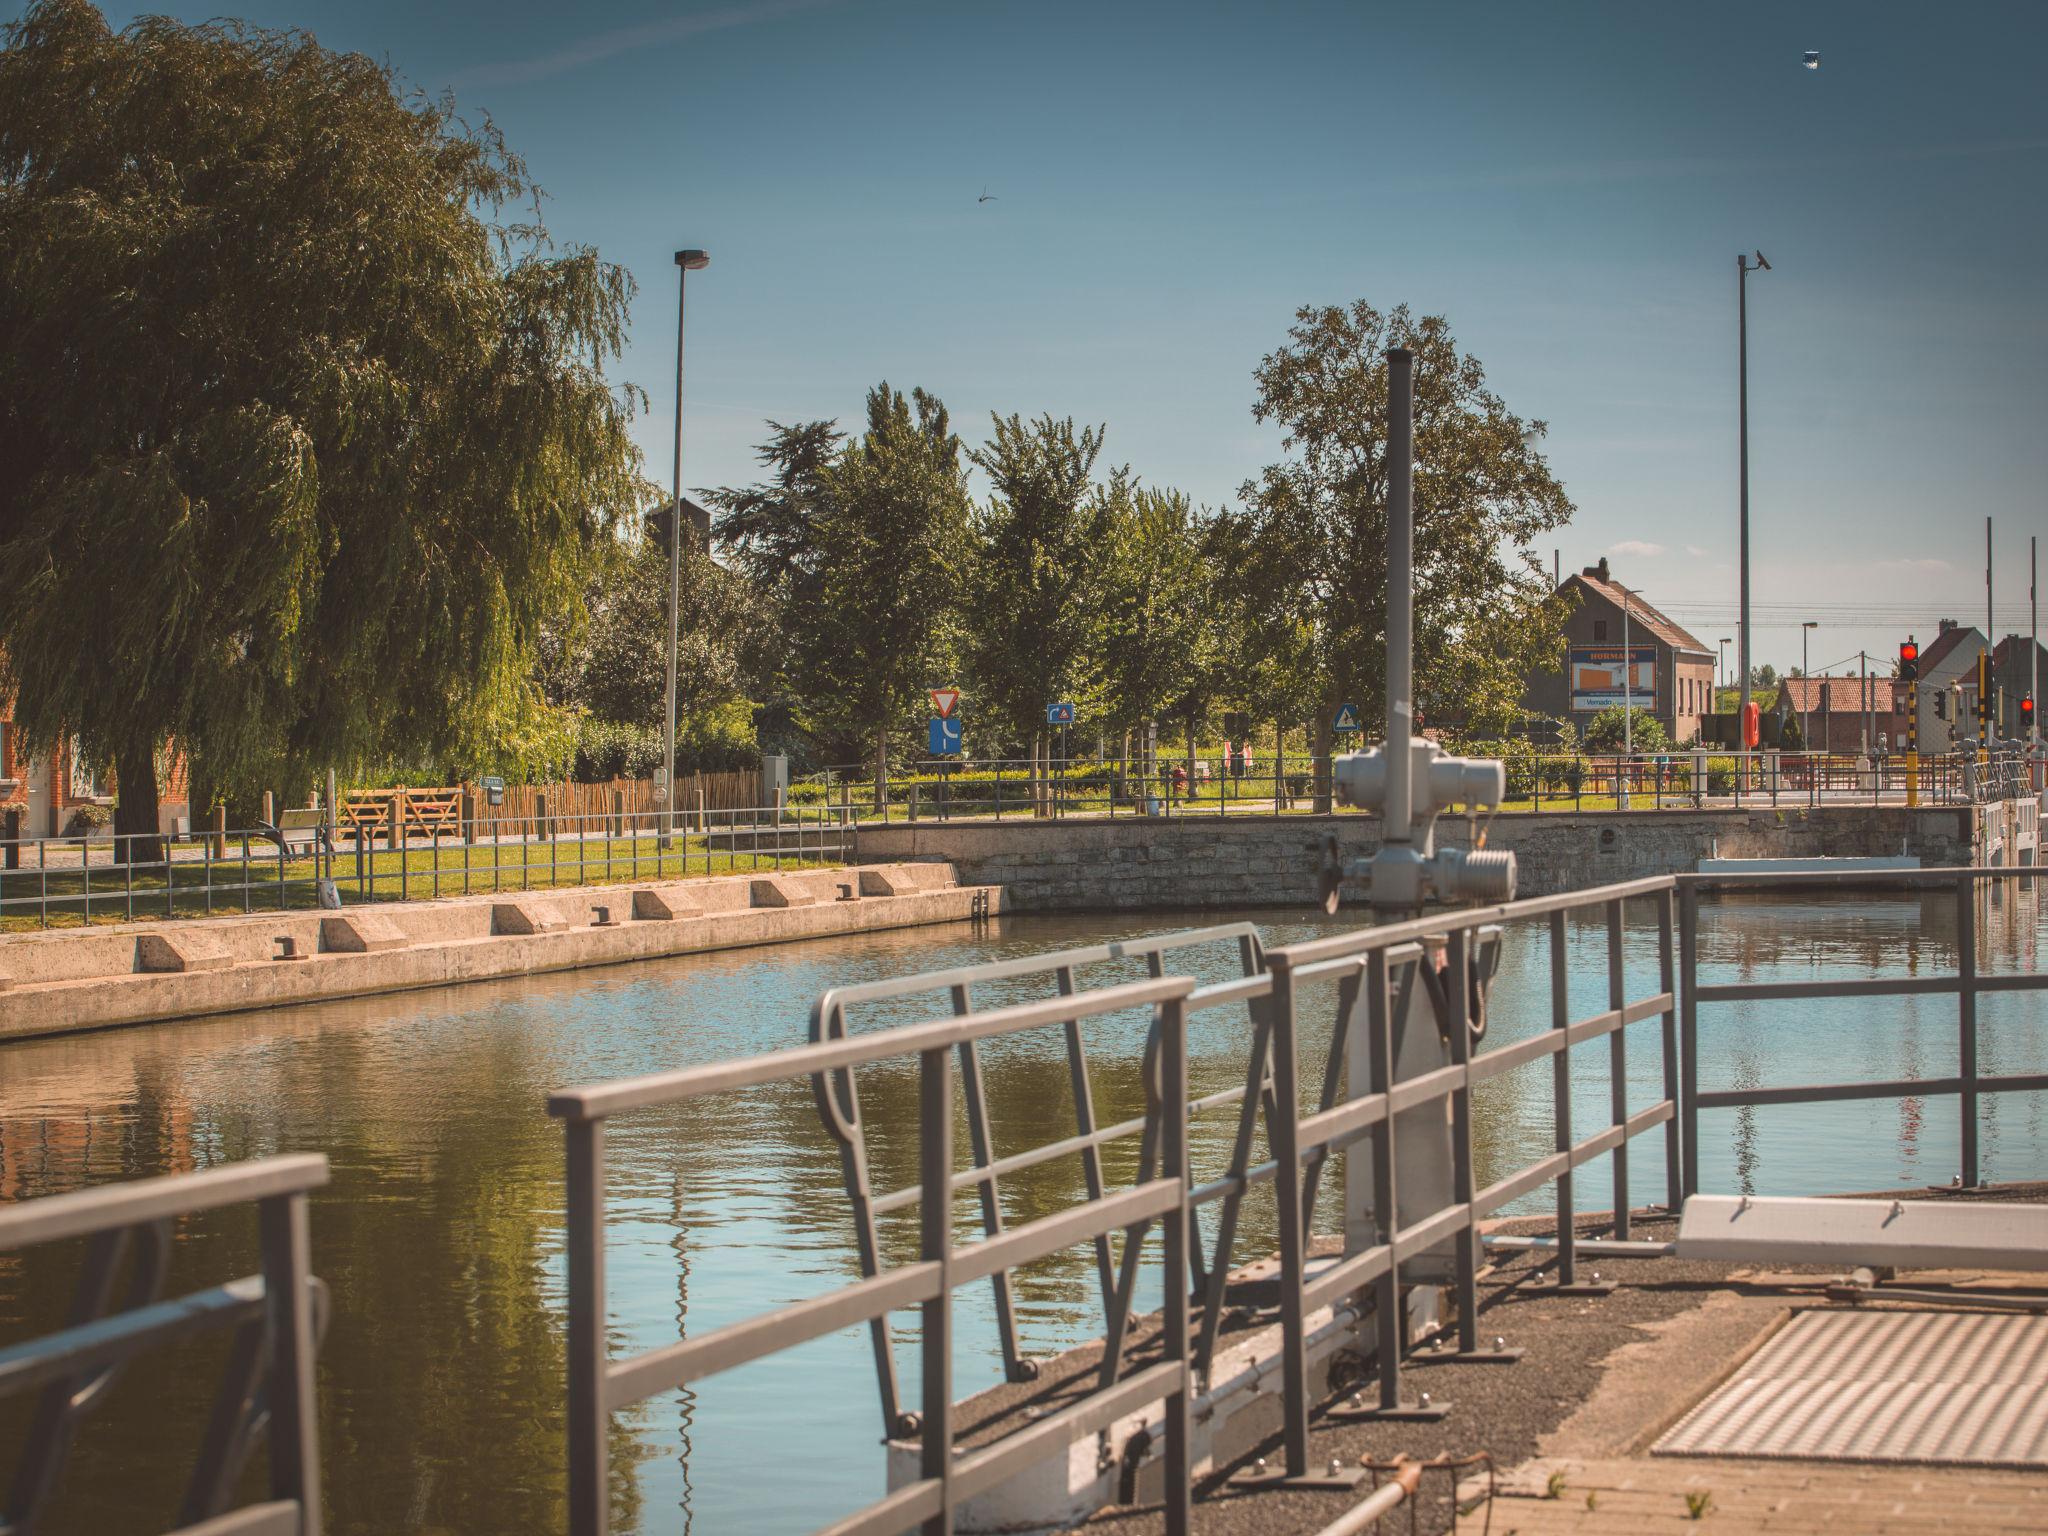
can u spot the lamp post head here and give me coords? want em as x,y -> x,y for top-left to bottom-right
675,249 -> 710,270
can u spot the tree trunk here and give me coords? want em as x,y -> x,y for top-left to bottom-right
873,726 -> 888,814
113,740 -> 166,866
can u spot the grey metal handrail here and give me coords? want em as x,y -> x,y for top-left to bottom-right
552,876 -> 1686,1533
0,1154 -> 331,1536
549,976 -> 1200,1536
1677,865 -> 2048,1194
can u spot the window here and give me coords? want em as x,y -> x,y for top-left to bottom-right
68,737 -> 104,799
1593,619 -> 1608,642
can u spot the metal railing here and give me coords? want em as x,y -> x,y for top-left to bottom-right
803,749 -> 1995,823
551,875 -> 1683,1533
1678,866 -> 2048,1195
0,1154 -> 330,1536
0,805 -> 849,930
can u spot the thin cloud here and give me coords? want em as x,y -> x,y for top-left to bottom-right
1611,539 -> 1665,558
450,0 -> 844,89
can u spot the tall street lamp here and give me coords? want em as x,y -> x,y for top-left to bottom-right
1801,620 -> 1818,749
1737,250 -> 1770,738
663,248 -> 710,846
1719,637 -> 1731,695
1615,583 -> 1641,808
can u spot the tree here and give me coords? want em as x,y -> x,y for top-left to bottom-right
1094,486 -> 1218,784
0,2 -> 644,848
964,414 -> 1111,798
1226,302 -> 1575,803
794,384 -> 970,802
1583,705 -> 1669,754
539,530 -> 759,771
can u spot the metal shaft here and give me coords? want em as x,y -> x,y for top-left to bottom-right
1385,346 -> 1415,842
1738,257 -> 1752,735
664,268 -> 687,842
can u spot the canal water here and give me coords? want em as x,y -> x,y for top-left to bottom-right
1,888 -> 2043,1534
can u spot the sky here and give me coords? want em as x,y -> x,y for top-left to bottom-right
59,0 -> 2048,680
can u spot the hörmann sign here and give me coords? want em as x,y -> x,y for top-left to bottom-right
1569,645 -> 1657,711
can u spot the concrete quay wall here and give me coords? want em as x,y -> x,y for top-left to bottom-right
852,806 -> 1980,911
0,863 -> 991,1041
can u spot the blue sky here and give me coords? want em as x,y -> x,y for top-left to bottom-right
68,0 -> 2048,676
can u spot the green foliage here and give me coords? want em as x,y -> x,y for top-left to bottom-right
0,1 -> 645,837
963,413 -> 1111,743
1094,487 -> 1218,734
1224,301 -> 1574,743
799,385 -> 972,781
1583,705 -> 1670,754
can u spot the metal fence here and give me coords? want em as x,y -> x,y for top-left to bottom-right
0,806 -> 851,929
1678,866 -> 2048,1196
0,1154 -> 329,1536
549,874 -> 1683,1534
807,748 -> 1997,823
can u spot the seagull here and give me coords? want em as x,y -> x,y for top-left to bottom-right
977,188 -> 997,204
1802,51 -> 1820,69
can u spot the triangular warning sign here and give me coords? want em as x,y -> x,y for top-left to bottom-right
930,687 -> 961,719
1333,702 -> 1362,732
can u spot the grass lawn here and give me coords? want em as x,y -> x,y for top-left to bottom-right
0,831 -> 845,932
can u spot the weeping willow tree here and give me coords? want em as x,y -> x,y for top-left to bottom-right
0,1 -> 646,846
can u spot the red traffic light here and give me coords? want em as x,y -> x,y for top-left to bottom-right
2024,695 -> 2037,724
1898,638 -> 1919,682
1899,641 -> 1918,663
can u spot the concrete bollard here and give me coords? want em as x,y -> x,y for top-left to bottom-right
262,789 -> 274,827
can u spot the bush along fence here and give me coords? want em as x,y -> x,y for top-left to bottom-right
0,798 -> 848,931
799,747 -> 2000,822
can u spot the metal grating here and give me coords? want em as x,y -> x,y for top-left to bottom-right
1655,1308 -> 2048,1468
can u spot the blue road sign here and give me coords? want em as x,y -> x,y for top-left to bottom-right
928,716 -> 963,756
1047,701 -> 1076,726
1333,702 -> 1363,733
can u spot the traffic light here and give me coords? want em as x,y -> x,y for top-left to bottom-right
2024,695 -> 2037,733
1977,654 -> 1992,725
1935,689 -> 1948,721
1898,639 -> 1918,682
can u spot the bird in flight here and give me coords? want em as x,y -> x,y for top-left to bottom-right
978,188 -> 997,204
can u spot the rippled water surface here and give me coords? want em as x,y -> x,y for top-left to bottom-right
1,887 -> 2042,1533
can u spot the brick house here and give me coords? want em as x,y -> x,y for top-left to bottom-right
0,701 -> 190,840
1522,558 -> 1718,744
1777,674 -> 1910,754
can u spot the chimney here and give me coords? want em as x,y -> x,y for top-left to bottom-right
1586,556 -> 1610,582
1938,618 -> 1956,634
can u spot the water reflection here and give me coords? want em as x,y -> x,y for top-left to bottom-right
0,890 -> 2041,1533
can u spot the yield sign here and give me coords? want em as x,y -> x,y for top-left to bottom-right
930,687 -> 961,719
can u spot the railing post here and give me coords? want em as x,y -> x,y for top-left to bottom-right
919,1045 -> 954,1536
1264,954 -> 1311,1476
1446,928 -> 1480,1353
1159,993 -> 1192,1536
565,1117 -> 608,1536
1603,898 -> 1632,1239
1679,882 -> 1701,1198
1957,873 -> 1979,1189
259,1190 -> 323,1536
1549,909 -> 1575,1285
1657,885 -> 1682,1213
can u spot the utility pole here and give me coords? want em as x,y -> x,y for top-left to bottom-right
1860,651 -> 1870,756
2032,535 -> 2039,765
1737,251 -> 1770,757
661,249 -> 710,849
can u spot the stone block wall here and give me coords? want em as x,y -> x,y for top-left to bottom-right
852,806 -> 1980,911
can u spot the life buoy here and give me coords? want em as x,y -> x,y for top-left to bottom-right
1742,701 -> 1761,749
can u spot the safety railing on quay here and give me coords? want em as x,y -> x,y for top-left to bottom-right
0,805 -> 851,930
549,874 -> 1683,1534
0,1154 -> 330,1536
806,748 -> 1995,825
1677,865 -> 2048,1196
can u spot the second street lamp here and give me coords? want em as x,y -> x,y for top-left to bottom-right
1737,250 -> 1770,756
662,248 -> 709,848
1802,620 -> 1818,749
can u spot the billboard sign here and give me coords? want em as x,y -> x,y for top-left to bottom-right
1570,646 -> 1657,712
